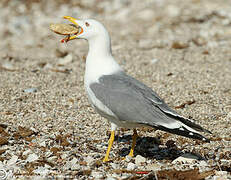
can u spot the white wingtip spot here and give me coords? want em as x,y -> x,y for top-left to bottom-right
179,127 -> 184,131
189,132 -> 194,136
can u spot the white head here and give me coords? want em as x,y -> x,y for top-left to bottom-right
63,16 -> 112,56
62,17 -> 122,81
63,16 -> 110,42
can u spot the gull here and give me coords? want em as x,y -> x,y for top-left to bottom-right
63,16 -> 211,162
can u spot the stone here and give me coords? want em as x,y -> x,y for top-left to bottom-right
199,161 -> 208,167
91,171 -> 104,179
58,54 -> 73,65
33,166 -> 50,176
39,141 -> 46,147
71,163 -> 80,171
171,41 -> 189,49
110,163 -> 119,170
127,162 -> 136,170
47,156 -> 57,163
1,62 -> 15,71
106,177 -> 117,180
135,155 -> 146,165
166,5 -> 180,17
214,171 -> 228,180
7,155 -> 18,166
151,58 -> 159,64
22,149 -> 32,156
84,156 -> 95,166
172,153 -> 199,164
24,88 -> 38,93
125,155 -> 132,162
64,157 -> 80,170
146,163 -> 161,171
26,153 -> 39,163
70,157 -> 78,165
61,153 -> 68,159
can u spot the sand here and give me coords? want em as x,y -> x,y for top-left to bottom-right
0,0 -> 230,179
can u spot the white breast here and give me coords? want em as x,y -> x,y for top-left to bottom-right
84,55 -> 122,119
84,55 -> 122,85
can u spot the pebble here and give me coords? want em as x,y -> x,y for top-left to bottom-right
106,177 -> 117,180
172,153 -> 199,164
110,163 -> 119,169
220,159 -> 229,164
45,151 -> 53,158
166,5 -> 180,17
199,161 -> 208,167
71,163 -> 80,171
70,157 -> 78,165
24,88 -> 38,93
30,127 -> 38,133
39,141 -> 46,147
215,171 -> 227,176
26,153 -> 39,163
1,62 -> 15,71
125,155 -> 132,162
7,155 -> 18,166
58,54 -> 73,65
121,175 -> 131,179
22,149 -> 32,156
146,163 -> 161,171
135,155 -> 146,165
214,171 -> 228,180
127,162 -> 136,170
47,156 -> 57,163
33,166 -> 50,176
61,153 -> 68,159
63,157 -> 80,170
84,156 -> 95,166
151,58 -> 159,64
91,171 -> 104,179
43,63 -> 53,69
171,41 -> 189,49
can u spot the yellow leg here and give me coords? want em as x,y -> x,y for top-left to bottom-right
128,129 -> 138,157
103,130 -> 115,162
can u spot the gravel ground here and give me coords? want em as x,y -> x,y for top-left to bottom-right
0,0 -> 231,179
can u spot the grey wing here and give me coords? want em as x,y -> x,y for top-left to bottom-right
90,79 -> 168,126
90,72 -> 211,141
103,73 -> 211,134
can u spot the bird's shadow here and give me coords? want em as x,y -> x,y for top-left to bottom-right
114,134 -> 206,161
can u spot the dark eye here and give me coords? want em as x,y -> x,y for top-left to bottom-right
85,22 -> 90,27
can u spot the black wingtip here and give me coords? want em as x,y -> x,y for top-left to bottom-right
202,137 -> 210,143
206,129 -> 212,134
154,125 -> 211,142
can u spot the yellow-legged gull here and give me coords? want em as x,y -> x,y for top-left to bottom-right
62,16 -> 211,162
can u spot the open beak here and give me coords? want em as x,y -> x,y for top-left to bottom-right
62,16 -> 84,42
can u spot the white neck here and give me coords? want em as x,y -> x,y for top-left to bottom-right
84,34 -> 122,85
88,34 -> 112,58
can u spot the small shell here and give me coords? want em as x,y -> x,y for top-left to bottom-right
50,23 -> 79,35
